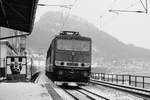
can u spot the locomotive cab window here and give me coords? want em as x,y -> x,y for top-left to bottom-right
57,39 -> 90,51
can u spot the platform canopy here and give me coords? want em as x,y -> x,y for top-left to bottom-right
0,0 -> 39,33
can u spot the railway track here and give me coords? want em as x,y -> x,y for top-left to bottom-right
62,86 -> 109,100
35,73 -> 145,100
90,79 -> 150,99
78,87 -> 109,100
63,89 -> 79,100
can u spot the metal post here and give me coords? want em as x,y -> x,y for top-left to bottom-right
98,73 -> 100,79
122,75 -> 124,84
0,27 -> 1,67
129,75 -> 131,86
31,58 -> 33,79
0,27 -> 0,77
100,73 -> 102,80
104,73 -> 105,81
116,75 -> 118,84
143,76 -> 145,88
102,73 -> 104,80
135,76 -> 137,87
25,57 -> 27,78
146,0 -> 148,13
112,74 -> 113,83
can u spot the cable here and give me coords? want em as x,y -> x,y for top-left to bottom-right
99,0 -> 119,30
109,0 -> 148,13
59,0 -> 77,31
0,27 -> 1,67
139,0 -> 147,11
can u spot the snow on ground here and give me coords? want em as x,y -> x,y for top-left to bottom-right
83,85 -> 144,100
36,73 -> 74,100
0,82 -> 52,100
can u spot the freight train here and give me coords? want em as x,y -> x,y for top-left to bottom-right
46,31 -> 92,84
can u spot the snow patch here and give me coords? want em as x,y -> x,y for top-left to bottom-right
0,82 -> 52,100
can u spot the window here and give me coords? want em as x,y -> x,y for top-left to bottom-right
57,39 -> 90,51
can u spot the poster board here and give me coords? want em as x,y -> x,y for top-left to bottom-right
6,56 -> 27,75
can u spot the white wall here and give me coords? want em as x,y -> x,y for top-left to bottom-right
0,43 -> 7,68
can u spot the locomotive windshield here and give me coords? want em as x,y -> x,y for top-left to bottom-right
57,39 -> 90,51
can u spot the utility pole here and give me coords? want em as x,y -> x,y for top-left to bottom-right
146,0 -> 148,13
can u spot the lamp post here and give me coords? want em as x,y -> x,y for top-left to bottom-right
0,27 -> 1,67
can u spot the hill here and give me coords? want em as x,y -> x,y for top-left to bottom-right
27,11 -> 150,61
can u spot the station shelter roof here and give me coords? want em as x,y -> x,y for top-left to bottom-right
0,0 -> 39,33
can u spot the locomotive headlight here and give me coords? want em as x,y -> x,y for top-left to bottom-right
84,63 -> 91,67
55,61 -> 65,66
55,61 -> 61,66
87,63 -> 91,66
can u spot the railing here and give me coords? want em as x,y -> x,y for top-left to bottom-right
91,73 -> 150,89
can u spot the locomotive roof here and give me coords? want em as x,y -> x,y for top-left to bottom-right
55,33 -> 91,41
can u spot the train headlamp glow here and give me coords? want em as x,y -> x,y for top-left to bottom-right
55,61 -> 91,67
55,61 -> 61,66
55,61 -> 65,66
82,63 -> 90,67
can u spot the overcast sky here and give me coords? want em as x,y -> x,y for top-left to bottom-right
35,0 -> 150,49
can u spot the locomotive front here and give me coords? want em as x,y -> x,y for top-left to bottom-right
53,32 -> 91,83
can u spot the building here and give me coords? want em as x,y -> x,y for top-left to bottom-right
0,27 -> 26,77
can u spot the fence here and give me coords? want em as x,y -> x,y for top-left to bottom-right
91,73 -> 150,89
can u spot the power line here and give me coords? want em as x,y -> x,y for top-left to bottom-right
37,0 -> 77,32
60,0 -> 77,31
38,4 -> 73,9
109,0 -> 148,14
98,0 -> 120,30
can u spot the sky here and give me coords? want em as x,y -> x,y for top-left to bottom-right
35,0 -> 150,49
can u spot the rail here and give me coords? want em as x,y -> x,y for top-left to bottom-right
90,79 -> 150,99
91,73 -> 150,89
78,87 -> 109,100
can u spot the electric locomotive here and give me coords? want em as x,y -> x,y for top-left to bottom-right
46,31 -> 92,83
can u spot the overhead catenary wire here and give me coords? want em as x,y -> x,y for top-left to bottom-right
109,0 -> 148,13
101,0 -> 149,29
139,0 -> 148,13
59,0 -> 77,31
38,0 -> 77,34
98,0 -> 119,30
